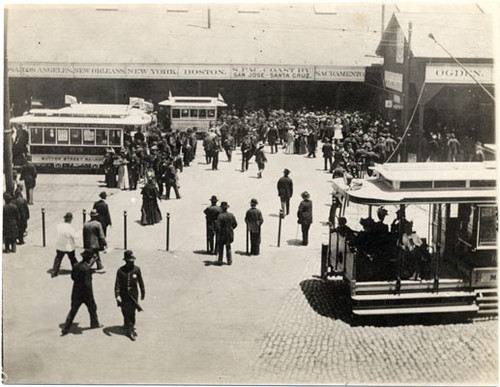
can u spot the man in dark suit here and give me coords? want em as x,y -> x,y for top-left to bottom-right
277,168 -> 293,217
215,202 -> 237,265
204,195 -> 221,254
245,198 -> 263,255
20,154 -> 37,205
93,192 -> 112,237
297,191 -> 313,246
3,193 -> 20,253
115,250 -> 145,341
12,187 -> 29,245
61,249 -> 102,335
322,138 -> 334,171
83,209 -> 107,270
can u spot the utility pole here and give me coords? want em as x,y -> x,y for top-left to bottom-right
207,7 -> 211,29
402,21 -> 412,162
381,2 -> 385,39
4,8 -> 14,194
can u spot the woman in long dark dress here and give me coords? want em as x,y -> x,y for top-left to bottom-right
103,149 -> 117,188
140,179 -> 162,225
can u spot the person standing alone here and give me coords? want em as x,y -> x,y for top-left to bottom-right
204,195 -> 221,254
245,198 -> 263,255
52,212 -> 79,277
93,192 -> 112,237
215,202 -> 237,265
277,169 -> 293,217
115,250 -> 145,341
297,191 -> 313,246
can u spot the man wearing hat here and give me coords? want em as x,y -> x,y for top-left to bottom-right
61,249 -> 102,335
254,142 -> 267,178
204,195 -> 222,254
83,209 -> 107,270
115,250 -> 145,341
297,191 -> 313,246
277,169 -> 293,217
215,202 -> 238,265
20,154 -> 37,205
52,212 -> 79,277
3,193 -> 20,253
322,138 -> 334,171
93,192 -> 112,237
245,198 -> 264,255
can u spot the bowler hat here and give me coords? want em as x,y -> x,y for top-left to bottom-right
123,250 -> 136,261
250,198 -> 258,205
221,201 -> 229,209
301,191 -> 310,199
81,249 -> 94,259
3,192 -> 12,202
99,191 -> 107,199
284,168 -> 290,175
210,195 -> 218,202
90,209 -> 99,217
63,212 -> 73,220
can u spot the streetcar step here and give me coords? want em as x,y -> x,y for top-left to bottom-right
352,291 -> 476,301
353,304 -> 479,316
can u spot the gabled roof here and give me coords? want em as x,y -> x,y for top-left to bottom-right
377,12 -> 494,59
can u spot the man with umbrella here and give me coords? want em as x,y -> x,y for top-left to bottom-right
115,250 -> 145,341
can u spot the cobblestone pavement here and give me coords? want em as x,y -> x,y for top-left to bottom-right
252,259 -> 498,385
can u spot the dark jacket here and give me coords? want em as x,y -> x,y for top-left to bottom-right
93,199 -> 112,228
245,207 -> 263,233
277,176 -> 293,199
216,211 -> 238,244
20,162 -> 37,188
83,219 -> 107,250
3,202 -> 20,237
204,205 -> 222,229
297,199 -> 313,225
71,261 -> 94,300
115,265 -> 145,304
322,143 -> 334,158
12,195 -> 30,227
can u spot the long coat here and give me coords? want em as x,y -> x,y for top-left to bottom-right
115,265 -> 145,311
83,219 -> 107,250
20,162 -> 37,188
297,199 -> 313,225
216,211 -> 238,244
277,176 -> 293,199
245,207 -> 263,233
140,183 -> 162,225
13,195 -> 30,230
93,200 -> 112,228
3,202 -> 20,239
71,261 -> 95,301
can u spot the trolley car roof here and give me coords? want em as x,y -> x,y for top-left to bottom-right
333,163 -> 497,205
10,104 -> 152,126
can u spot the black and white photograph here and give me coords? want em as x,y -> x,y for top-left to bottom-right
2,1 -> 498,385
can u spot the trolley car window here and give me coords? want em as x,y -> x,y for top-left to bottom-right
190,109 -> 198,117
30,128 -> 43,144
207,109 -> 215,118
172,109 -> 180,119
70,129 -> 82,144
83,129 -> 95,145
109,130 -> 121,146
199,110 -> 207,118
478,207 -> 497,246
96,129 -> 108,145
44,128 -> 56,144
57,129 -> 69,144
181,109 -> 189,118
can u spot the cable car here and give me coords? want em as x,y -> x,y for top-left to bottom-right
10,101 -> 152,172
158,92 -> 227,137
322,162 -> 497,317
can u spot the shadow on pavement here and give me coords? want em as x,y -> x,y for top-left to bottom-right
300,278 -> 477,327
203,260 -> 222,266
46,268 -> 72,276
102,325 -> 128,338
248,176 -> 260,179
268,213 -> 280,218
193,250 -> 211,255
58,323 -> 92,335
234,250 -> 250,256
287,239 -> 303,246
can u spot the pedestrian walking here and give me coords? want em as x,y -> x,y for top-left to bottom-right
165,162 -> 181,199
223,133 -> 234,162
241,135 -> 253,172
12,187 -> 29,245
267,124 -> 279,154
140,178 -> 162,225
61,249 -> 102,335
322,138 -> 334,171
277,168 -> 293,217
245,198 -> 263,255
3,193 -> 20,253
254,142 -> 267,178
307,130 -> 317,158
297,191 -> 313,246
215,201 -> 237,265
20,154 -> 37,205
204,195 -> 222,254
83,209 -> 107,270
115,250 -> 145,341
93,192 -> 112,237
52,212 -> 79,277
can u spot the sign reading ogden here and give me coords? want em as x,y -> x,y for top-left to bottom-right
426,64 -> 494,84
8,62 -> 365,82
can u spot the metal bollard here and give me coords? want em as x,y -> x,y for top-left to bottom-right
166,213 -> 170,251
277,209 -> 283,247
82,209 -> 86,225
41,208 -> 46,247
123,211 -> 127,250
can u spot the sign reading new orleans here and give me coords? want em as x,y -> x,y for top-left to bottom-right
8,62 -> 365,82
